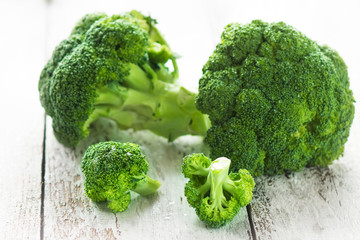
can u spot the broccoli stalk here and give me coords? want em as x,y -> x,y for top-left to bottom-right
88,62 -> 209,141
182,153 -> 255,228
200,158 -> 233,212
132,175 -> 162,196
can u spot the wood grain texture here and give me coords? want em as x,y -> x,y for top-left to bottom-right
43,118 -> 252,239
0,0 -> 46,239
42,1 -> 252,238
251,117 -> 360,240
201,1 -> 360,239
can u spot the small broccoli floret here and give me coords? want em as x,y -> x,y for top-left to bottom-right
182,153 -> 255,228
196,20 -> 355,176
81,141 -> 161,212
39,10 -> 209,147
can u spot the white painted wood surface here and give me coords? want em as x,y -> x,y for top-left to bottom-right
0,0 -> 46,239
44,118 -> 252,239
1,0 -> 359,239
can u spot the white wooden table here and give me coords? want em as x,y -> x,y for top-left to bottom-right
1,0 -> 359,239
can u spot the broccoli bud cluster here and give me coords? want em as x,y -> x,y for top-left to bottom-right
196,20 -> 355,176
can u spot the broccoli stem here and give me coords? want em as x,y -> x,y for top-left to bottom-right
188,165 -> 210,177
132,175 -> 161,196
91,63 -> 210,141
198,157 -> 231,210
209,158 -> 231,210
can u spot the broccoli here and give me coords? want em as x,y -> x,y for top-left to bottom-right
196,20 -> 355,176
182,153 -> 255,228
40,14 -> 355,177
39,10 -> 210,147
81,141 -> 161,212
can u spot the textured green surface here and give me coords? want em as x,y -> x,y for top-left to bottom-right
81,141 -> 160,212
196,20 -> 355,176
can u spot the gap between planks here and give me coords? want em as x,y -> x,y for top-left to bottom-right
40,114 -> 47,240
39,1 -> 255,238
247,204 -> 257,240
40,0 -> 52,238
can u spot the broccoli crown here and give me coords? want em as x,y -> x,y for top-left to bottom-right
182,153 -> 255,228
196,20 -> 355,176
81,141 -> 161,212
39,10 -> 209,147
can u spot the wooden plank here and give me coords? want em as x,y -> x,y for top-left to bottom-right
252,168 -> 358,239
0,0 -> 46,239
42,0 -> 252,239
249,7 -> 360,237
251,142 -> 360,239
201,1 -> 360,239
43,118 -> 252,239
41,0 -> 360,239
251,82 -> 360,239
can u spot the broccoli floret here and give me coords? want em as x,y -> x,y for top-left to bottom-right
196,20 -> 355,176
182,153 -> 255,228
81,141 -> 161,212
39,10 -> 209,147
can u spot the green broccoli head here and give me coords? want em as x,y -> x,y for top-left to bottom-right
39,10 -> 209,147
81,141 -> 161,212
196,20 -> 355,176
182,153 -> 255,228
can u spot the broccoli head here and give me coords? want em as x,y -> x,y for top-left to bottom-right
39,10 -> 209,147
81,141 -> 161,212
196,20 -> 355,176
182,153 -> 255,228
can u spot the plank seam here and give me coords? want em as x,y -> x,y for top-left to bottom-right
40,115 -> 47,240
246,204 -> 257,240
